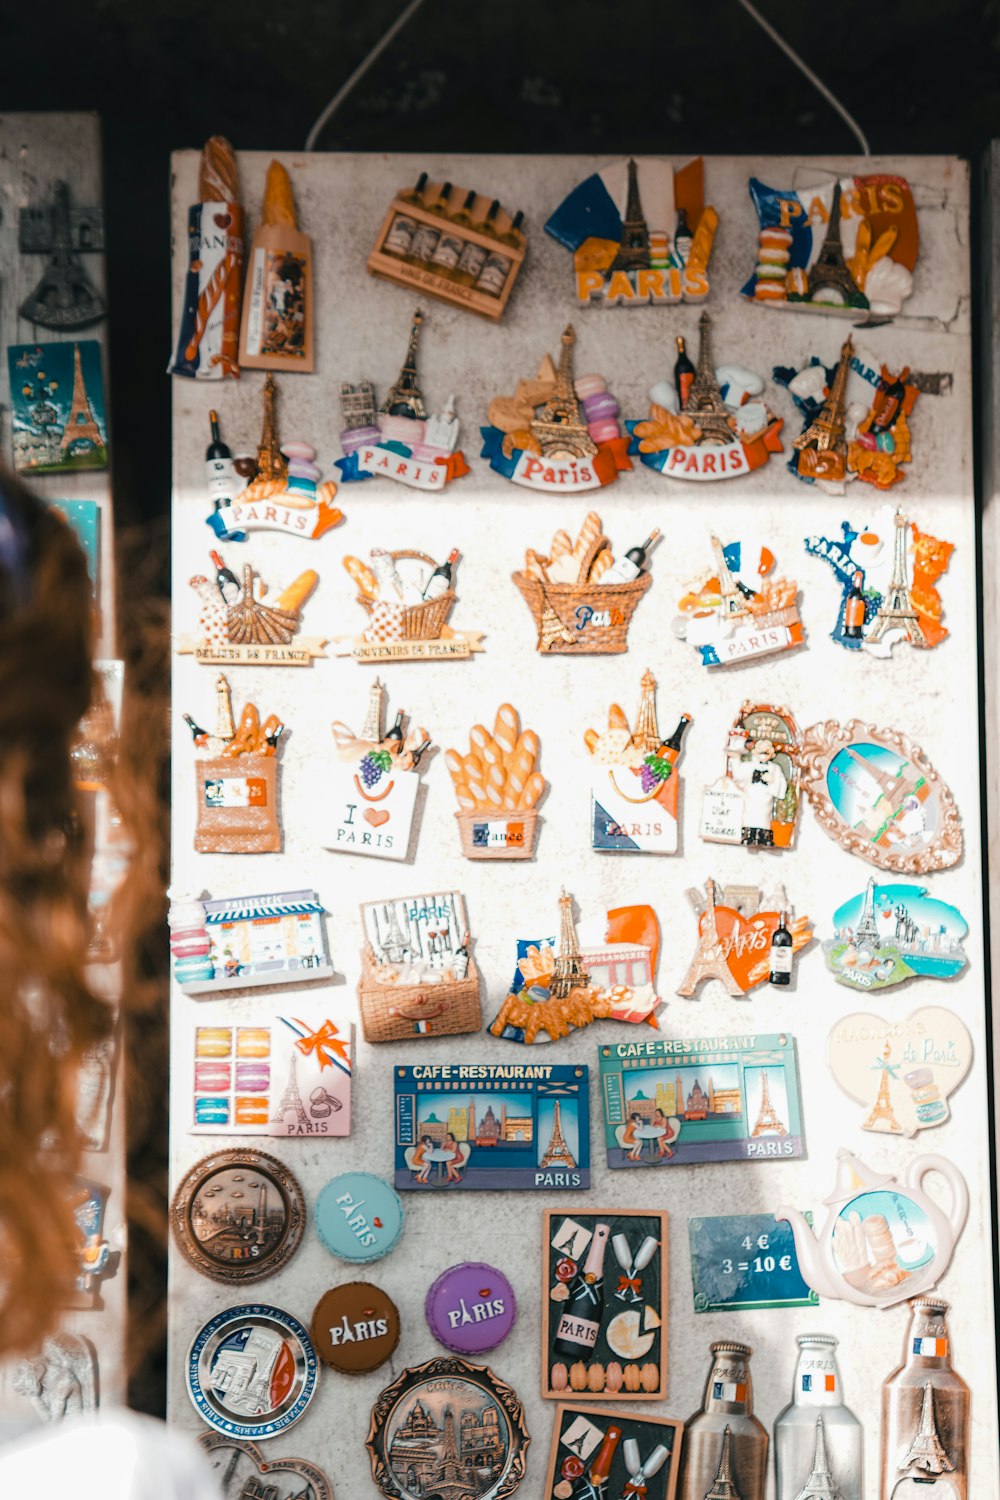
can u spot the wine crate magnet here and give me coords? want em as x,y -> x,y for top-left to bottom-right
541,1209 -> 668,1401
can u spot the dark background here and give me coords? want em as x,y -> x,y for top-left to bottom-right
3,0 -> 996,1417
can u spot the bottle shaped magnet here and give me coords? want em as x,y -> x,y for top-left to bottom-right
774,1333 -> 862,1500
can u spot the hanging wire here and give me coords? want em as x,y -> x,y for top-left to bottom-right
734,0 -> 871,156
304,0 -> 431,151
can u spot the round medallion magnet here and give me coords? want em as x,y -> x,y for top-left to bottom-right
186,1304 -> 319,1440
366,1355 -> 529,1500
171,1149 -> 305,1284
315,1172 -> 404,1265
425,1262 -> 517,1354
311,1282 -> 400,1373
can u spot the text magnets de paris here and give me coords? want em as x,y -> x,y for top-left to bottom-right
798,720 -> 962,874
187,1304 -> 319,1439
315,1172 -> 404,1264
826,1008 -> 972,1137
542,1209 -> 667,1401
425,1262 -> 517,1355
199,1433 -> 333,1500
171,1148 -> 305,1284
775,1149 -> 968,1309
542,1404 -> 682,1500
312,1282 -> 400,1373
366,1356 -> 530,1500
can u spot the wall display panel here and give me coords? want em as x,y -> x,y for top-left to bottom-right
170,152 -> 997,1497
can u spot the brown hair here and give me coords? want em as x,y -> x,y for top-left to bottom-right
0,472 -> 115,1354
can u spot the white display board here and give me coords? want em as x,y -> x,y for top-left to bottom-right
0,112 -> 125,1425
169,152 -> 997,1497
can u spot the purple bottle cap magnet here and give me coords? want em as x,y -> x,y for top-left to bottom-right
424,1262 -> 517,1354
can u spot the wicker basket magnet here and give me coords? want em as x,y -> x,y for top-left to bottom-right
357,951 -> 482,1042
358,551 -> 456,641
512,569 -> 652,655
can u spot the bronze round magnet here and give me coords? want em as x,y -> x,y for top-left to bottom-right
311,1282 -> 400,1374
171,1147 -> 305,1284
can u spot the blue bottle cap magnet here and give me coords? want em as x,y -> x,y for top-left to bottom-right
186,1304 -> 319,1440
315,1172 -> 404,1264
425,1262 -> 517,1354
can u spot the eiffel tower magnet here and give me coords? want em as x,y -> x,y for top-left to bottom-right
18,181 -> 105,329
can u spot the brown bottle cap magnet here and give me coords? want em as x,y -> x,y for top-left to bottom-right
311,1281 -> 400,1373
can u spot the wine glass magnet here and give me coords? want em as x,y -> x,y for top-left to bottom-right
674,534 -> 803,669
804,506 -> 953,655
335,309 -> 470,490
627,312 -> 784,482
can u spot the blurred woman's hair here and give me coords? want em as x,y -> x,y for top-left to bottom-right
0,470 -> 113,1353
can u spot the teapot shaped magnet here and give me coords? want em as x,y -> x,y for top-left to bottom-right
775,1147 -> 968,1309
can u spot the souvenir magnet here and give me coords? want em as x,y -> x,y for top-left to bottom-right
798,719 -> 963,873
311,1282 -> 401,1373
199,1432 -> 333,1500
69,1179 -> 117,1308
13,1334 -> 98,1422
8,340 -> 108,473
778,341 -> 921,494
741,173 -> 918,317
775,1149 -> 968,1309
186,1303 -> 319,1439
542,1404 -> 682,1500
170,1148 -> 306,1283
358,891 -> 481,1043
393,1062 -> 591,1191
315,1172 -> 405,1265
368,179 -> 526,320
585,672 -> 689,853
446,704 -> 546,859
700,703 -> 801,849
324,682 -> 430,860
628,313 -> 783,481
179,552 -> 325,664
169,888 -> 334,995
675,879 -> 811,999
681,1342 -> 769,1500
238,159 -> 314,372
366,1355 -> 530,1500
825,877 -> 968,991
512,512 -> 655,655
19,180 -> 105,329
687,1213 -> 815,1313
675,537 -> 802,668
335,545 -> 484,663
189,1010 -> 352,1136
880,1297 -> 969,1500
189,675 -> 284,855
336,310 -> 469,488
545,153 -> 716,308
75,1034 -> 116,1151
168,138 -> 242,378
826,1008 -> 972,1136
805,507 -> 953,654
488,892 -> 661,1043
773,1334 -> 863,1500
541,1209 -> 667,1401
600,1034 -> 805,1167
482,326 -> 630,492
425,1262 -> 517,1355
221,376 -> 342,541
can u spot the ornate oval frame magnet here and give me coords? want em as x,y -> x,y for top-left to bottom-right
366,1354 -> 530,1500
799,719 -> 962,874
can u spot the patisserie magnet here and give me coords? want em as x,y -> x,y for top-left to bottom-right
324,682 -> 430,860
545,155 -> 717,307
742,173 -> 918,317
336,310 -> 469,489
627,312 -> 783,481
585,673 -> 689,853
481,326 -> 630,492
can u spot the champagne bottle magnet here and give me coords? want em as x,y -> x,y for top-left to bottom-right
553,1222 -> 610,1358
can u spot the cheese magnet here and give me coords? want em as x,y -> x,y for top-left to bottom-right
239,159 -> 315,372
311,1281 -> 400,1373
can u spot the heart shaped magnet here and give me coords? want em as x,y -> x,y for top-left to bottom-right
826,1006 -> 972,1137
